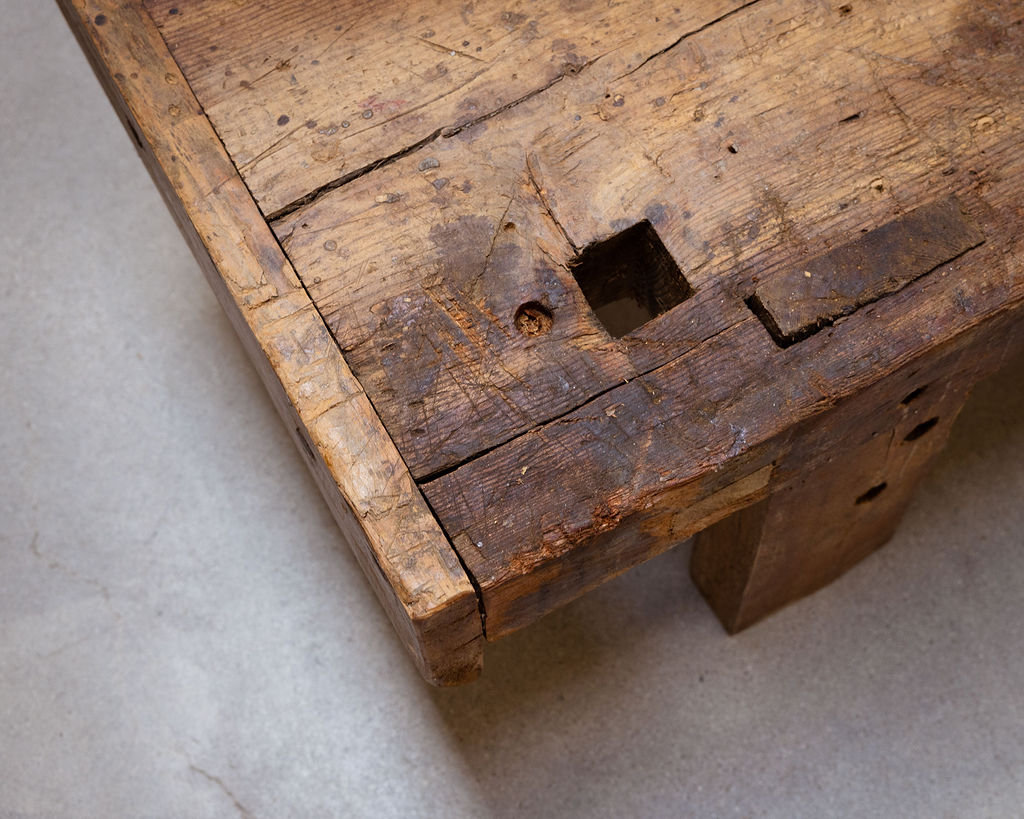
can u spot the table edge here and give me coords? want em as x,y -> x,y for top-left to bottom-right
57,0 -> 484,685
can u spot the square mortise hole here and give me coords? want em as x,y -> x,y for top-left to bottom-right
570,220 -> 692,338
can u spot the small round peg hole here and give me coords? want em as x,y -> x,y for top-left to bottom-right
514,302 -> 553,337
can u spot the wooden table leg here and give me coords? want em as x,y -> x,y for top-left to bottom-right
690,341 -> 1001,634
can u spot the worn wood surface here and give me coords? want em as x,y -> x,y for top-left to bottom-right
748,195 -> 985,346
691,330 -> 1007,632
59,0 -> 484,684
65,0 -> 1024,671
144,0 -> 751,216
423,285 -> 1024,637
272,0 -> 1024,482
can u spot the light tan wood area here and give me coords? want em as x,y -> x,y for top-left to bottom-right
60,0 -> 484,684
63,0 -> 1024,675
145,0 -> 751,216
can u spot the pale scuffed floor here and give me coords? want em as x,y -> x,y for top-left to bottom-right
1,2 -> 1023,817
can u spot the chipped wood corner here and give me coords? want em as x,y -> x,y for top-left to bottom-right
57,0 -> 484,685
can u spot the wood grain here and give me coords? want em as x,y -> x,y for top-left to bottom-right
422,235 -> 1024,638
143,0 -> 750,215
265,0 -> 1024,637
64,0 -> 1024,669
59,0 -> 484,684
274,0 -> 1024,482
692,332 -> 1004,631
748,196 -> 985,346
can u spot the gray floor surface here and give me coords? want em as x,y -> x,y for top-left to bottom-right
3,3 -> 1024,817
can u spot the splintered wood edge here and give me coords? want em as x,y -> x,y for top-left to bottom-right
58,0 -> 484,685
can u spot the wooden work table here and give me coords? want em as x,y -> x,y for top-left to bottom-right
61,0 -> 1024,684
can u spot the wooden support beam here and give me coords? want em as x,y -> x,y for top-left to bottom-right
691,334 -> 1009,633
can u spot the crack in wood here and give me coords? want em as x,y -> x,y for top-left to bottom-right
265,1 -> 767,223
612,0 -> 766,81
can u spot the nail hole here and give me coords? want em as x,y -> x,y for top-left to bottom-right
727,144 -> 738,154
855,482 -> 887,504
514,302 -> 553,337
904,417 -> 939,441
838,4 -> 853,14
570,220 -> 692,338
901,385 -> 928,405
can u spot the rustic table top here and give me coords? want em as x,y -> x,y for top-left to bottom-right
61,0 -> 1024,683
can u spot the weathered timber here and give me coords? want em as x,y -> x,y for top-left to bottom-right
59,0 -> 483,684
144,0 -> 750,215
423,265 -> 1024,637
691,329 -> 1013,632
274,0 -> 1024,481
748,196 -> 985,347
62,0 -> 1024,678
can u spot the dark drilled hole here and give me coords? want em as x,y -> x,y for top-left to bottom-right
855,482 -> 887,505
904,416 -> 939,441
514,301 -> 553,336
901,385 -> 928,405
838,4 -> 853,14
570,220 -> 692,338
727,144 -> 738,153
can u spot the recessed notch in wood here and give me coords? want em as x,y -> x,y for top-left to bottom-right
747,195 -> 985,348
570,220 -> 692,338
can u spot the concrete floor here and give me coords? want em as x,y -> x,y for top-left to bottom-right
3,2 -> 1024,817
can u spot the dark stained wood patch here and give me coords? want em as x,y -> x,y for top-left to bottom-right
748,196 -> 985,346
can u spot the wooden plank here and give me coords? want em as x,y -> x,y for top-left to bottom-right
691,334 -> 1000,631
748,196 -> 985,346
59,0 -> 483,685
63,0 -> 1024,667
422,237 -> 1024,638
273,0 -> 1024,481
143,0 -> 750,215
